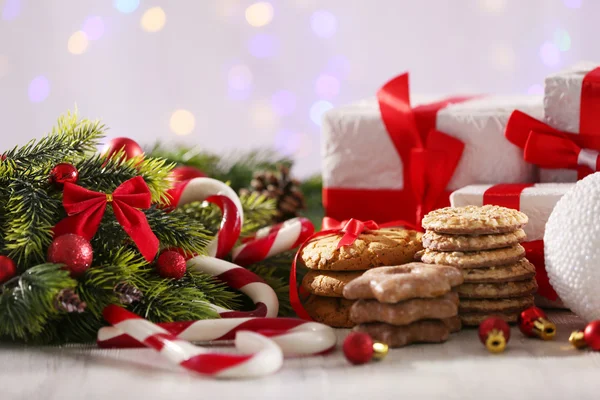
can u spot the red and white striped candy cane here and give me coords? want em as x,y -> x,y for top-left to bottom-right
102,305 -> 283,379
98,317 -> 337,357
231,217 -> 315,266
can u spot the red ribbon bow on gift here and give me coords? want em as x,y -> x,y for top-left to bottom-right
54,176 -> 159,262
505,110 -> 600,179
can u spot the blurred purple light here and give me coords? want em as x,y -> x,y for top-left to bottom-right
527,84 -> 544,95
28,76 -> 50,103
228,64 -> 253,91
271,90 -> 296,116
315,74 -> 340,99
2,0 -> 21,20
325,55 -> 351,79
82,16 -> 105,41
275,129 -> 301,156
228,87 -> 252,101
539,41 -> 561,67
310,10 -> 337,38
310,100 -> 333,126
563,0 -> 582,8
248,34 -> 278,59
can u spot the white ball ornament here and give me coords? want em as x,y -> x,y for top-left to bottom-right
544,172 -> 600,322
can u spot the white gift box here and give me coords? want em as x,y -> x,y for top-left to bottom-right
450,183 -> 574,241
322,93 -> 544,224
542,61 -> 600,182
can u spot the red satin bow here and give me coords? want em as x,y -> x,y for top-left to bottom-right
54,176 -> 159,262
506,110 -> 600,179
410,130 -> 464,223
322,217 -> 420,232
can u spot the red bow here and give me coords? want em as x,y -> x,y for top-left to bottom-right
322,217 -> 420,233
54,176 -> 159,262
506,110 -> 600,179
410,130 -> 464,224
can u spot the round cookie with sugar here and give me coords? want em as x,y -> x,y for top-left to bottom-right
423,229 -> 527,252
302,270 -> 363,297
459,295 -> 534,313
457,279 -> 538,299
301,228 -> 422,271
420,245 -> 526,269
422,205 -> 528,234
461,259 -> 535,283
304,295 -> 355,328
350,292 -> 459,326
460,312 -> 519,327
343,262 -> 464,303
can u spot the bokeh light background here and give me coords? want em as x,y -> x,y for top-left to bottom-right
0,0 -> 597,177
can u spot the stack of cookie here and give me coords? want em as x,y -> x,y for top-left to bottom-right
300,228 -> 422,328
343,263 -> 464,347
420,205 -> 537,326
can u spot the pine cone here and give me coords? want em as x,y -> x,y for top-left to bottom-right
54,288 -> 87,313
114,282 -> 143,305
241,164 -> 306,222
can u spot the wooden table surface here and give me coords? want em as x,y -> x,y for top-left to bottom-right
2,312 -> 600,400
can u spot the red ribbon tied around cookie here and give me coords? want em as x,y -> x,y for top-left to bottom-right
505,110 -> 600,179
54,176 -> 159,262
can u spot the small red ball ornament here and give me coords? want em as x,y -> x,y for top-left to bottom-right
156,250 -> 187,280
101,137 -> 144,162
343,332 -> 388,365
47,234 -> 93,277
49,163 -> 79,187
0,255 -> 17,284
518,306 -> 556,340
584,320 -> 600,351
478,316 -> 511,353
171,166 -> 206,184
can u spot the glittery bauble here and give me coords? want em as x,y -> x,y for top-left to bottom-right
49,163 -> 79,187
343,332 -> 374,365
478,316 -> 511,353
584,320 -> 600,351
0,255 -> 17,284
156,250 -> 187,280
545,173 -> 600,322
171,166 -> 206,183
47,234 -> 93,277
101,137 -> 144,161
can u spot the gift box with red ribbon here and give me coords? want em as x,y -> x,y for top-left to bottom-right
450,183 -> 575,308
321,73 -> 543,226
537,62 -> 600,182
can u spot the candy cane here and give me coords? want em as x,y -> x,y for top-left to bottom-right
102,305 -> 283,379
97,317 -> 337,357
231,217 -> 315,266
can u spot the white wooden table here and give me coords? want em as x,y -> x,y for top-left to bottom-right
2,312 -> 600,400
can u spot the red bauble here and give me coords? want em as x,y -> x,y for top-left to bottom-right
47,234 -> 93,277
171,166 -> 206,184
0,255 -> 17,284
156,250 -> 187,280
101,137 -> 144,161
584,320 -> 600,351
518,306 -> 556,340
343,332 -> 375,365
49,163 -> 79,187
478,316 -> 511,353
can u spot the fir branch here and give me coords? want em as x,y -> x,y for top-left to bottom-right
0,112 -> 104,177
239,192 -> 277,236
3,176 -> 62,266
74,151 -> 174,204
145,205 -> 211,256
0,264 -> 76,340
299,174 -> 324,229
147,144 -> 292,192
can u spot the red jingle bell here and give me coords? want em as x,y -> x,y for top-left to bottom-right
0,255 -> 17,284
156,250 -> 187,280
47,234 -> 94,278
518,306 -> 556,340
343,332 -> 388,365
584,320 -> 600,351
478,316 -> 511,353
49,163 -> 79,187
101,137 -> 144,162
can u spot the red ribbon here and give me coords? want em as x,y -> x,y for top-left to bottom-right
580,67 -> 600,135
482,184 -> 558,300
54,176 -> 159,262
290,218 -> 381,320
506,111 -> 600,180
410,130 -> 464,223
